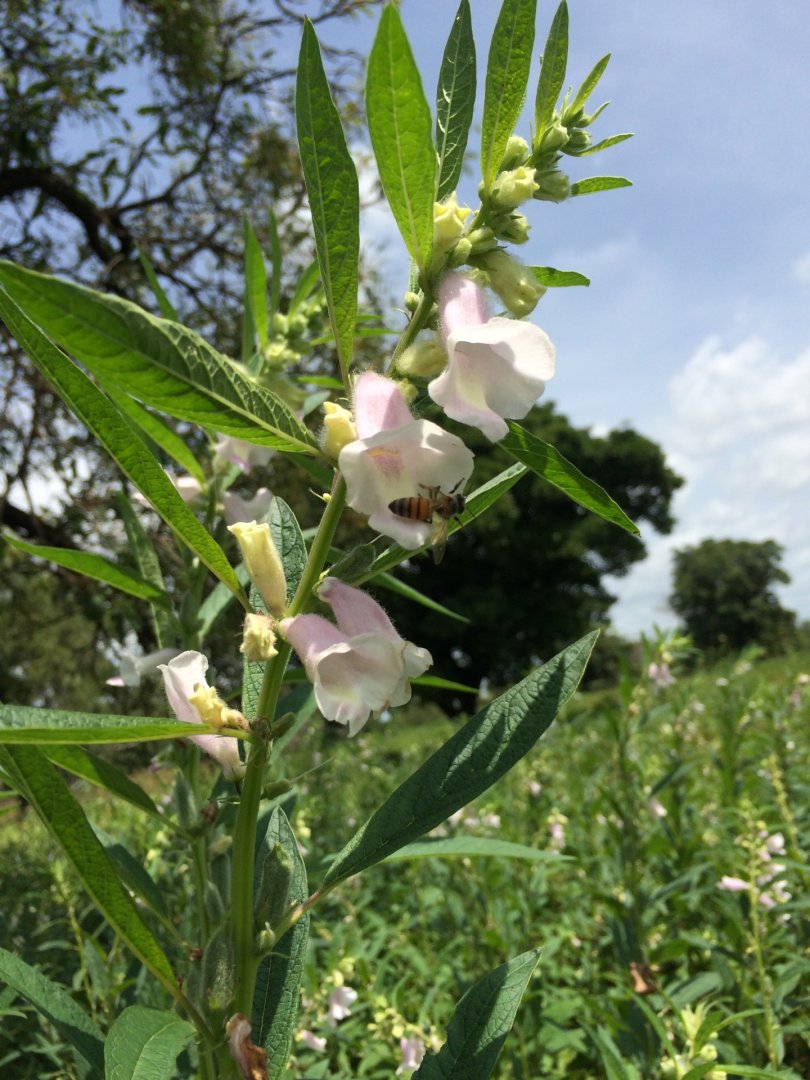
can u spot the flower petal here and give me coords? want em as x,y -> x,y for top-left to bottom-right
352,371 -> 413,439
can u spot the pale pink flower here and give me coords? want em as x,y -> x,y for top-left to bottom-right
158,651 -> 245,779
648,661 -> 676,689
281,577 -> 432,735
222,487 -> 273,525
133,471 -> 203,510
327,985 -> 357,1028
214,435 -> 274,474
428,273 -> 556,441
299,1030 -> 327,1053
107,638 -> 180,687
339,372 -> 474,548
718,876 -> 749,892
648,797 -> 668,819
397,1035 -> 426,1075
549,820 -> 566,850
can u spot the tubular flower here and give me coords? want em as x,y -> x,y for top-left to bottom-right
338,372 -> 474,548
158,651 -> 245,779
280,577 -> 432,735
428,273 -> 556,441
228,520 -> 287,616
222,487 -> 273,525
213,435 -> 274,474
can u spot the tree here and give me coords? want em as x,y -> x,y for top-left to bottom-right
670,538 -> 796,654
374,403 -> 683,696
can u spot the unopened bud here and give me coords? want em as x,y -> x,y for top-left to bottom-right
491,212 -> 531,244
500,134 -> 530,171
396,379 -> 419,404
256,926 -> 277,952
433,193 -> 471,251
534,169 -> 570,203
476,249 -> 546,317
271,711 -> 297,738
188,684 -> 249,731
397,340 -> 448,379
403,291 -> 420,312
320,401 -> 357,459
467,226 -> 497,255
446,236 -> 473,266
241,612 -> 278,662
538,120 -> 569,154
564,129 -> 591,154
490,165 -> 539,210
228,521 -> 287,616
262,778 -> 293,800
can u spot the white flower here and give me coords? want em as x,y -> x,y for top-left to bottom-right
280,577 -> 432,735
222,487 -> 273,525
717,875 -> 749,892
214,435 -> 274,474
133,471 -> 203,510
299,1030 -> 327,1053
339,372 -> 474,548
428,273 -> 555,441
158,651 -> 245,779
327,985 -> 357,1027
107,638 -> 180,687
397,1035 -> 426,1074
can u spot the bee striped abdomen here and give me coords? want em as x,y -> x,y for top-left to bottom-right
388,495 -> 434,523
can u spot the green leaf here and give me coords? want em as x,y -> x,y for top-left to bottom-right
386,837 -> 565,862
501,422 -> 639,534
0,745 -> 177,994
375,570 -> 470,623
104,1005 -> 195,1080
267,208 -> 282,316
115,492 -> 175,648
296,22 -> 359,376
268,685 -> 317,763
114,394 -> 206,483
529,265 -> 590,288
0,946 -> 105,1073
579,132 -> 634,156
412,675 -> 479,693
252,808 -> 310,1077
366,4 -> 436,272
321,631 -> 597,887
481,0 -> 537,189
94,825 -> 170,920
568,53 -> 611,117
0,287 -> 249,605
197,564 -> 251,643
288,261 -> 321,316
569,175 -> 632,196
353,462 -> 528,584
0,703 -> 222,744
44,744 -> 165,823
436,0 -> 477,201
243,217 -> 269,354
0,260 -> 317,455
2,532 -> 169,604
414,948 -> 540,1079
535,1 -> 568,137
137,248 -> 178,321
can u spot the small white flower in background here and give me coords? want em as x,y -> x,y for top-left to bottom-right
298,1030 -> 327,1053
548,812 -> 567,851
107,635 -> 180,687
158,651 -> 245,780
396,1034 -> 426,1075
479,813 -> 502,830
339,371 -> 474,548
717,876 -> 749,893
527,779 -> 542,797
690,700 -> 706,714
214,435 -> 274,474
327,985 -> 358,1028
647,661 -> 676,689
133,471 -> 203,510
715,677 -> 729,687
428,273 -> 555,442
648,796 -> 668,819
281,577 -> 432,735
222,487 -> 273,525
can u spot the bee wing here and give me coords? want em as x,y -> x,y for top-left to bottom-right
430,518 -> 450,565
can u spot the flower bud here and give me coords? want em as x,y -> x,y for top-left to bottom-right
467,226 -> 497,255
538,120 -> 569,153
320,401 -> 357,459
490,165 -> 539,210
403,290 -> 420,312
491,212 -> 531,244
564,128 -> 591,154
447,236 -> 473,266
397,340 -> 448,379
476,249 -> 546,317
228,521 -> 287,616
240,612 -> 278,662
534,169 -> 570,203
188,684 -> 249,731
500,134 -> 530,171
433,193 -> 471,251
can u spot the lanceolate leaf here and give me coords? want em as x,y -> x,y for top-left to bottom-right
366,4 -> 436,272
114,393 -> 205,483
104,1006 -> 196,1080
321,631 -> 597,887
0,260 -> 317,455
0,702 -> 222,744
0,745 -> 177,994
374,570 -> 470,623
137,248 -> 178,321
252,808 -> 310,1077
569,175 -> 632,196
2,532 -> 169,604
529,266 -> 590,287
0,288 -> 249,606
501,422 -> 639,535
243,216 -> 269,353
116,492 -> 175,648
414,949 -> 541,1079
0,946 -> 105,1073
535,0 -> 569,137
436,0 -> 477,201
579,132 -> 634,156
386,837 -> 565,862
44,744 -> 164,823
296,20 -> 359,377
481,0 -> 537,189
568,53 -> 611,116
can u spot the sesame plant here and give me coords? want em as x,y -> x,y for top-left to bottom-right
0,1 -> 646,1076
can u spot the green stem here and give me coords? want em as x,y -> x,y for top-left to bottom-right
389,287 -> 435,371
230,475 -> 348,1017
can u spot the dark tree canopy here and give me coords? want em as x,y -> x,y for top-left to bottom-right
376,403 -> 683,694
670,538 -> 796,655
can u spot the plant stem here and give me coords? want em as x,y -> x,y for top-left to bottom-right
230,475 -> 347,1018
388,287 -> 435,371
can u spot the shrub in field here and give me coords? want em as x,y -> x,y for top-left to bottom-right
2,1 -> 803,1078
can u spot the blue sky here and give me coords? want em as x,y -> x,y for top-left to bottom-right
325,0 -> 810,635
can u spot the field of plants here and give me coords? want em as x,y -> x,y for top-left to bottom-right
2,645 -> 808,1079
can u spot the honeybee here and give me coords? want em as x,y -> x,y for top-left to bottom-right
388,479 -> 467,563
